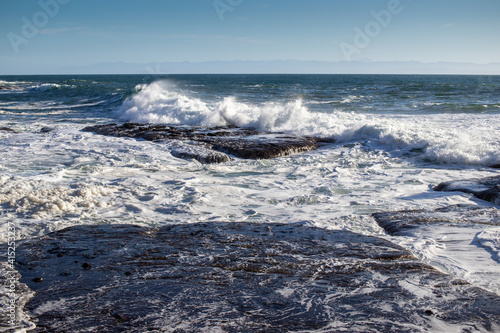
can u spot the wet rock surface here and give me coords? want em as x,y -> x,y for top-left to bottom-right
15,222 -> 500,332
434,175 -> 500,205
82,123 -> 334,163
373,204 -> 500,236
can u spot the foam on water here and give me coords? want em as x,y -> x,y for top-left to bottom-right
0,175 -> 113,220
477,228 -> 500,263
116,80 -> 500,167
3,120 -> 491,236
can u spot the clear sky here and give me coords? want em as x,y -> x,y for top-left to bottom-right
1,0 -> 499,74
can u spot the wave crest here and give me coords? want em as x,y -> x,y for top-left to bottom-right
116,81 -> 319,133
117,82 -> 210,125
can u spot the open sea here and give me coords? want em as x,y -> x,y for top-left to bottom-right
1,74 -> 500,331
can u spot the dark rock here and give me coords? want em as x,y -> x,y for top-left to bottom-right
206,135 -> 317,160
14,222 -> 500,332
82,123 -> 334,163
169,141 -> 232,164
81,263 -> 92,270
39,127 -> 55,133
434,175 -> 500,205
0,127 -> 17,133
32,277 -> 43,283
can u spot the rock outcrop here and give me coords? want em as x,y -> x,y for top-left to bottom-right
82,123 -> 334,164
15,222 -> 500,332
434,175 -> 500,205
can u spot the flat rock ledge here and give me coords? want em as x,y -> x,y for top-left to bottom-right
82,123 -> 334,164
434,175 -> 500,205
14,222 -> 500,332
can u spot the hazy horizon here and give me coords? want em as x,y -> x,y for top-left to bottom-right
2,59 -> 500,76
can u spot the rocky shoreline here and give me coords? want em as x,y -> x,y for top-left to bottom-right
3,143 -> 500,331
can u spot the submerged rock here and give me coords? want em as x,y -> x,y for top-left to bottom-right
434,175 -> 500,205
15,222 -> 500,332
82,123 -> 334,163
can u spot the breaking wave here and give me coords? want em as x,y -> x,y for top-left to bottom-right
116,81 -> 500,166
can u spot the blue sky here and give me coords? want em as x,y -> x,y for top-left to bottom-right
1,0 -> 499,74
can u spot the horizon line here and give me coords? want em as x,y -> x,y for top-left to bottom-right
2,72 -> 500,76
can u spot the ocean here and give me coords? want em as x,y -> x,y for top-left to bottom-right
1,74 -> 500,331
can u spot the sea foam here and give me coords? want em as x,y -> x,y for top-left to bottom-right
0,176 -> 113,220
